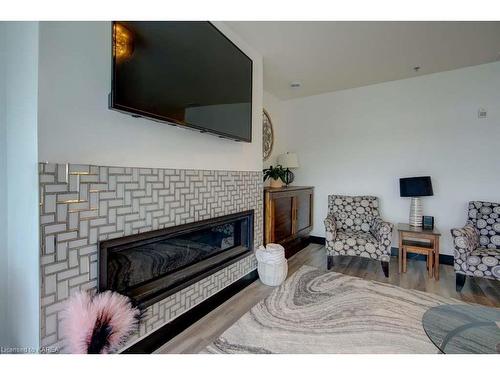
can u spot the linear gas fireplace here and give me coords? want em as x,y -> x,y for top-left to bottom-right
99,210 -> 254,307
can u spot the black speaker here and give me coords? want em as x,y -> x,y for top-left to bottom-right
422,216 -> 434,230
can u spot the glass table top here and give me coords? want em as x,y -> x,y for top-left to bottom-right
422,304 -> 500,354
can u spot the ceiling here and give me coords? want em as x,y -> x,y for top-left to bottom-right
226,21 -> 500,99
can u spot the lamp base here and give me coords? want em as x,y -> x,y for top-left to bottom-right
409,197 -> 423,227
284,168 -> 295,186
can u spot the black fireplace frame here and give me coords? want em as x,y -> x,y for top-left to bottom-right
98,210 -> 254,308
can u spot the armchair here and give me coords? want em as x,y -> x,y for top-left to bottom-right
324,195 -> 393,277
451,201 -> 500,292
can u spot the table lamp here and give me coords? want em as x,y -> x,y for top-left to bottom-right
399,176 -> 433,227
277,152 -> 299,186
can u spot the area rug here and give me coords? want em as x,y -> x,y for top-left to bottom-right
203,265 -> 464,353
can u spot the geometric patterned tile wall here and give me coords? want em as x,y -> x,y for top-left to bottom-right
39,162 -> 263,352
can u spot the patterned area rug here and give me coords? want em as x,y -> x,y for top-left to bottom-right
203,265 -> 464,353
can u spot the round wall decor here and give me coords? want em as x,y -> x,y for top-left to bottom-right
263,109 -> 274,161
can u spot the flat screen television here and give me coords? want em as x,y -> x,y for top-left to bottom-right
109,21 -> 253,142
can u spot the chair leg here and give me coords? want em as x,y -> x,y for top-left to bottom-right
456,273 -> 466,292
327,255 -> 334,270
381,261 -> 389,278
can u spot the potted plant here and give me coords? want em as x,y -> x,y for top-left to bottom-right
263,165 -> 286,188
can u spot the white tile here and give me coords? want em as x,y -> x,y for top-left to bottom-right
41,254 -> 55,265
45,235 -> 55,254
57,268 -> 79,281
90,217 -> 107,227
109,167 -> 125,174
68,174 -> 79,192
89,228 -> 98,244
78,245 -> 97,256
69,274 -> 89,287
44,274 -> 57,294
57,231 -> 77,242
57,280 -> 68,301
89,262 -> 97,280
69,212 -> 79,230
80,175 -> 99,183
68,201 -> 89,211
68,238 -> 87,249
45,301 -> 66,315
108,175 -> 116,191
45,223 -> 66,235
99,200 -> 108,215
56,242 -> 67,262
40,214 -> 55,225
79,182 -> 88,202
79,256 -> 89,274
80,210 -> 98,220
99,224 -> 116,234
89,191 -> 99,209
79,219 -> 89,237
41,295 -> 55,307
68,249 -> 78,268
99,167 -> 108,183
44,163 -> 56,173
56,192 -> 79,202
44,194 -> 56,214
108,208 -> 116,224
46,184 -> 68,193
56,203 -> 67,222
68,164 -> 89,175
40,174 -> 55,183
45,262 -> 68,275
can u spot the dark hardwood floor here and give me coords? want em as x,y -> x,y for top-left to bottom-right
156,243 -> 500,353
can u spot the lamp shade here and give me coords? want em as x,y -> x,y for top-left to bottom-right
277,152 -> 299,169
399,176 -> 433,197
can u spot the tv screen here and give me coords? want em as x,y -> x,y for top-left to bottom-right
399,176 -> 433,197
110,21 -> 253,142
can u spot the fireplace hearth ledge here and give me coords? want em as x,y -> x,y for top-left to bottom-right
120,267 -> 259,353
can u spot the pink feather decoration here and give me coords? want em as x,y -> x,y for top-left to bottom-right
61,290 -> 141,354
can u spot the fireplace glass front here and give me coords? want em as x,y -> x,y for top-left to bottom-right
99,210 -> 254,307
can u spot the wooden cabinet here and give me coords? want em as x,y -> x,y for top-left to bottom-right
264,186 -> 314,258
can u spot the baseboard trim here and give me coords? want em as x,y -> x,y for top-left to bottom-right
309,236 -> 453,265
309,235 -> 326,245
122,269 -> 259,354
390,247 -> 454,265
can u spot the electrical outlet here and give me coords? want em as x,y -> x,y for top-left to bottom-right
478,108 -> 487,119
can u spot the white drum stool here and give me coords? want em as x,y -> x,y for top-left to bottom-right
255,244 -> 288,286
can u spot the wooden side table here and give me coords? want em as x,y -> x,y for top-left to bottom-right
397,223 -> 441,280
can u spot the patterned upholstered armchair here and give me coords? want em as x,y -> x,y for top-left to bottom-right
324,195 -> 393,277
451,201 -> 500,292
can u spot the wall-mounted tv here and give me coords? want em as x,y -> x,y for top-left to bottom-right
109,21 -> 253,142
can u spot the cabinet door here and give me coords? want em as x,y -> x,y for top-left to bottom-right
272,195 -> 294,243
296,190 -> 313,233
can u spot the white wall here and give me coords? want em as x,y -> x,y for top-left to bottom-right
281,62 -> 500,255
38,22 -> 263,172
3,21 -> 40,350
0,22 -> 8,347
